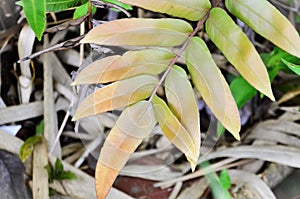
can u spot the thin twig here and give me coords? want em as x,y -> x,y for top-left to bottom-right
148,11 -> 210,102
18,34 -> 86,63
91,0 -> 131,17
154,159 -> 252,188
213,0 -> 223,7
49,110 -> 70,154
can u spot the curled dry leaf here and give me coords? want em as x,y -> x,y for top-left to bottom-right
228,169 -> 276,199
165,65 -> 201,160
95,101 -> 156,199
152,95 -> 198,171
226,0 -> 300,58
117,0 -> 211,21
72,48 -> 174,85
185,37 -> 240,139
206,8 -> 274,101
72,75 -> 158,120
80,18 -> 193,46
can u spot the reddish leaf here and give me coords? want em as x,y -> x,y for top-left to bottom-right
72,75 -> 158,120
80,18 -> 193,46
95,101 -> 156,199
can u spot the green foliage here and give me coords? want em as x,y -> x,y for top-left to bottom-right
282,59 -> 300,76
45,0 -> 84,12
200,161 -> 232,199
103,0 -> 132,11
20,0 -> 46,40
44,159 -> 77,183
73,2 -> 96,19
19,120 -> 45,161
219,170 -> 232,190
35,120 -> 44,135
18,0 -> 131,39
19,135 -> 42,162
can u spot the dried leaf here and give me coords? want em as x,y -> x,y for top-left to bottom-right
117,0 -> 211,21
72,75 -> 158,120
72,48 -> 174,85
202,145 -> 300,168
120,165 -> 182,181
177,178 -> 208,199
1,132 -> 133,198
152,95 -> 198,171
80,18 -> 193,46
95,101 -> 156,199
228,169 -> 276,199
185,37 -> 240,139
226,0 -> 300,58
165,65 -> 200,159
206,8 -> 274,101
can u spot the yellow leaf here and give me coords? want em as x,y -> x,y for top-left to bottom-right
152,95 -> 198,171
80,18 -> 193,46
165,65 -> 200,158
72,75 -> 158,120
226,0 -> 300,58
185,37 -> 240,140
95,101 -> 156,199
118,0 -> 211,21
206,8 -> 274,101
72,48 -> 174,85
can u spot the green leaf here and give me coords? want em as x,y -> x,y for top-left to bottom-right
72,75 -> 158,120
117,0 -> 210,21
225,0 -> 300,58
218,66 -> 278,137
72,48 -> 174,85
80,18 -> 193,46
36,120 -> 44,135
54,158 -> 64,176
45,159 -> 77,183
219,170 -> 231,190
73,2 -> 96,19
185,37 -> 240,140
165,65 -> 200,160
201,161 -> 231,199
281,59 -> 300,76
46,0 -> 82,12
54,171 -> 77,180
103,0 -> 132,11
95,101 -> 156,198
206,8 -> 274,101
21,0 -> 46,40
230,76 -> 257,109
44,164 -> 54,183
152,95 -> 198,171
19,135 -> 43,162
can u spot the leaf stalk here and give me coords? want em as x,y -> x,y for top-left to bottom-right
148,11 -> 210,102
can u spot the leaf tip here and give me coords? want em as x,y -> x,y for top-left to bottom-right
268,93 -> 275,102
70,81 -> 77,86
233,133 -> 240,141
71,116 -> 77,122
264,88 -> 275,102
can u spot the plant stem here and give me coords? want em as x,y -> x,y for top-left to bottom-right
213,0 -> 222,7
148,11 -> 210,102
